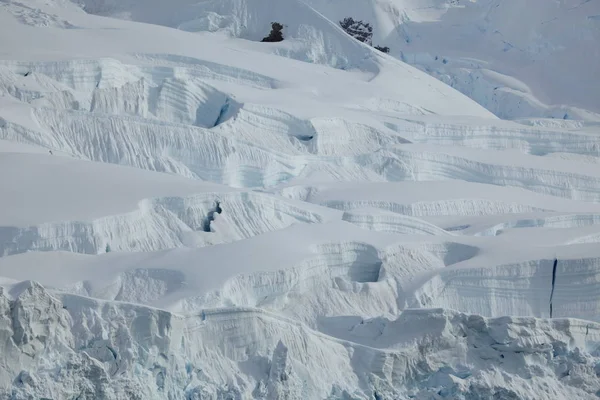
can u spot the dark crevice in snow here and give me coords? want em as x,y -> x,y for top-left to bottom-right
209,97 -> 241,128
212,99 -> 231,127
348,261 -> 381,283
202,201 -> 223,232
106,346 -> 117,360
295,134 -> 314,141
550,258 -> 558,318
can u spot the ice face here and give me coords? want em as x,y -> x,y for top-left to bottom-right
1,0 -> 600,398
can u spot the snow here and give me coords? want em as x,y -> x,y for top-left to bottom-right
1,0 -> 600,398
298,0 -> 600,120
0,151 -> 227,227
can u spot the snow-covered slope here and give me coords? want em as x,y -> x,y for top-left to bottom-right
1,0 -> 600,398
304,0 -> 600,120
68,0 -> 600,120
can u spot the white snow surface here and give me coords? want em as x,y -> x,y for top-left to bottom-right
1,0 -> 600,399
300,0 -> 600,121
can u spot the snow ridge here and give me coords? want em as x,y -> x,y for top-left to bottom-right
0,191 -> 335,256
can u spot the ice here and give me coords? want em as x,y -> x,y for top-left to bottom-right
1,0 -> 600,398
299,0 -> 600,121
4,284 -> 600,399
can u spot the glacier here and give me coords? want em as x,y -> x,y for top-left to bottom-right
4,282 -> 600,399
1,0 -> 600,398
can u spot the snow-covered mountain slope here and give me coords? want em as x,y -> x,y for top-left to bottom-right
302,0 -> 600,120
63,0 -> 600,120
1,0 -> 600,398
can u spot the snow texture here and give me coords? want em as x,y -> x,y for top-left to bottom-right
0,0 -> 600,398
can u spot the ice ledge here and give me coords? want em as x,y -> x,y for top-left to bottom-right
2,282 -> 600,399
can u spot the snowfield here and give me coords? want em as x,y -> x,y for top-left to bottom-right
1,0 -> 600,398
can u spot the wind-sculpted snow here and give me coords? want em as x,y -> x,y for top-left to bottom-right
371,145 -> 600,202
212,240 -> 477,324
280,181 -> 600,218
0,151 -> 342,256
341,208 -> 452,236
2,0 -> 600,398
392,116 -> 600,157
90,77 -> 238,128
0,58 -> 254,126
0,59 -> 493,189
0,222 -> 480,325
411,252 -> 600,325
0,188 -> 337,256
2,107 -> 306,185
471,214 -> 600,237
310,117 -> 411,156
